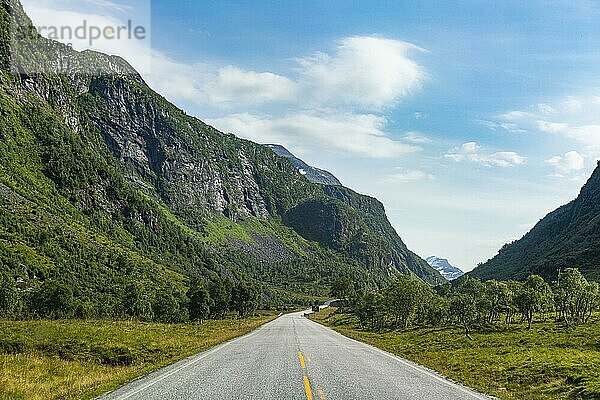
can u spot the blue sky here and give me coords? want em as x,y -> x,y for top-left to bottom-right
23,0 -> 600,271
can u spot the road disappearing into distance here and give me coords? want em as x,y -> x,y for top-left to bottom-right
99,311 -> 492,400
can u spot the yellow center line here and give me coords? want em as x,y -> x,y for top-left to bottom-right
299,351 -> 306,369
303,375 -> 313,400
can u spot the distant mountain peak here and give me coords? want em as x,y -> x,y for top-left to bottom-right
426,256 -> 464,281
264,144 -> 342,186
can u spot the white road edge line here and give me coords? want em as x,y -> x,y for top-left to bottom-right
307,317 -> 496,400
105,317 -> 281,400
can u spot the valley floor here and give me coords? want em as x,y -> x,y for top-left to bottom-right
313,308 -> 600,400
0,314 -> 277,400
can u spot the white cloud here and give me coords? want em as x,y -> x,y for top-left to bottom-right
546,151 -> 585,177
143,60 -> 300,108
485,96 -> 600,174
445,142 -> 526,167
206,112 -> 419,158
141,35 -> 427,111
563,97 -> 584,113
538,122 -> 600,154
537,103 -> 557,115
144,37 -> 427,157
403,132 -> 432,144
25,2 -> 429,159
205,66 -> 298,105
143,55 -> 206,101
499,111 -> 535,121
384,167 -> 435,183
297,36 -> 426,110
153,35 -> 427,111
24,1 -> 298,107
181,36 -> 427,158
536,120 -> 570,134
476,119 -> 526,133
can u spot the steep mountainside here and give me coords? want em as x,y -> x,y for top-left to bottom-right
0,0 -> 443,313
470,163 -> 600,282
264,144 -> 342,186
321,185 -> 443,283
426,256 -> 464,280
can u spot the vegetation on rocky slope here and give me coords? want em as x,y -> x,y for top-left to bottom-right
0,0 -> 443,322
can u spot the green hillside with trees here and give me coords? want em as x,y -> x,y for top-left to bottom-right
0,0 -> 443,322
322,268 -> 600,399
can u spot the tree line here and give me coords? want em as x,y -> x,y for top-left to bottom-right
0,273 -> 261,323
332,268 -> 600,337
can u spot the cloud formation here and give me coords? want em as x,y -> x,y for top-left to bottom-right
143,60 -> 299,108
207,112 -> 419,158
445,142 -> 526,167
491,96 -> 600,160
297,36 -> 426,110
546,151 -> 585,177
112,34 -> 426,114
25,2 -> 429,158
537,121 -> 600,156
205,66 -> 298,105
384,167 -> 435,183
182,36 -> 428,157
148,36 -> 426,111
403,132 -> 433,144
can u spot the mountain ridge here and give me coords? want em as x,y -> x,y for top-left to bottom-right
264,144 -> 342,186
0,0 -> 443,318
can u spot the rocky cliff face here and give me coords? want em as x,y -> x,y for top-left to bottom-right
7,4 -> 313,222
80,77 -> 304,221
321,185 -> 444,283
0,0 -> 444,296
470,163 -> 600,282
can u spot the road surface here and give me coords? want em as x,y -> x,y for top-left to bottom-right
99,312 -> 492,400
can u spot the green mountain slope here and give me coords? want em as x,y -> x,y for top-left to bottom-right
0,0 -> 443,315
470,163 -> 600,282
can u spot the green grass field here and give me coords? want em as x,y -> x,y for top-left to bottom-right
313,308 -> 600,400
0,314 -> 276,400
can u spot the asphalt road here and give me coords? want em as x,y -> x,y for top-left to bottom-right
99,311 -> 492,400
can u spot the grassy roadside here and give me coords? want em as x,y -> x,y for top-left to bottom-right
0,313 -> 277,400
313,307 -> 600,400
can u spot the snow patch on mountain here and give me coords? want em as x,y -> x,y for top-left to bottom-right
426,256 -> 464,281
